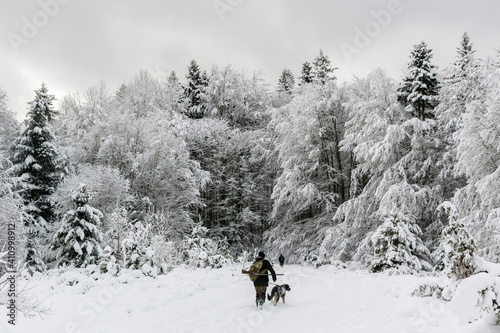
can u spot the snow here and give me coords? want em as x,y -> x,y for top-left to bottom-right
7,264 -> 500,333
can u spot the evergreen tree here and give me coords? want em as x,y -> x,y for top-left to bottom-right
311,50 -> 337,84
437,202 -> 476,280
51,184 -> 103,267
455,32 -> 475,75
11,84 -> 66,271
277,69 -> 295,93
370,212 -> 431,274
184,60 -> 207,119
299,62 -> 313,85
397,42 -> 439,120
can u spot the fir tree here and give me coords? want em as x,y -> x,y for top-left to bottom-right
11,84 -> 66,271
455,32 -> 475,74
437,202 -> 476,280
184,60 -> 207,119
299,62 -> 313,85
277,69 -> 295,93
311,50 -> 336,84
397,41 -> 439,120
370,212 -> 431,274
51,184 -> 103,268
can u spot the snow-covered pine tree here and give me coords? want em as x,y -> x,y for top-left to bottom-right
277,69 -> 295,94
437,201 -> 476,280
397,41 -> 439,120
370,212 -> 431,274
311,50 -> 337,84
299,61 -> 313,85
11,83 -> 67,271
51,184 -> 103,268
184,59 -> 207,119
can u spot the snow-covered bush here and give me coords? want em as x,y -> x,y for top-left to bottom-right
370,212 -> 432,274
122,221 -> 156,276
51,184 -> 104,268
102,207 -> 129,267
99,245 -> 120,276
181,222 -> 231,268
450,273 -> 500,325
150,235 -> 177,275
437,201 -> 477,280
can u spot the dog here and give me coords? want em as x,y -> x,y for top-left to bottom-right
267,284 -> 291,306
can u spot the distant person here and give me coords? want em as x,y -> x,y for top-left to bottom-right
250,251 -> 276,309
279,254 -> 285,267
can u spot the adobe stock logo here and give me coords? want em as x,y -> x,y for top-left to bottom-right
7,0 -> 71,53
339,0 -> 405,64
213,0 -> 244,21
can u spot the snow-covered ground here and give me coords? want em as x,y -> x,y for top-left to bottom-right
4,264 -> 500,333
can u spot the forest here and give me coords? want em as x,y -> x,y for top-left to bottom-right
0,32 -> 498,279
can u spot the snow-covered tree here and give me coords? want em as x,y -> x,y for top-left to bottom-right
299,61 -> 313,85
52,164 -> 130,217
277,69 -> 295,93
0,88 -> 18,157
55,82 -> 111,165
164,70 -> 188,115
451,53 -> 500,260
51,184 -> 104,267
397,41 -> 439,120
204,65 -> 269,129
12,84 -> 66,226
311,50 -> 337,84
320,69 -> 442,264
115,70 -> 167,117
11,84 -> 67,271
121,221 -> 156,275
370,212 -> 431,274
434,33 -> 480,191
184,60 -> 207,119
437,201 -> 476,280
181,222 -> 231,268
269,80 -> 348,221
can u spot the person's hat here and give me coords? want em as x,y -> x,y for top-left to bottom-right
258,251 -> 265,257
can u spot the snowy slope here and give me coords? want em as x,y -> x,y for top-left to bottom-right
6,264 -> 500,333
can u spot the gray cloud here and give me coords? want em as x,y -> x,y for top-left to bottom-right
1,0 -> 500,121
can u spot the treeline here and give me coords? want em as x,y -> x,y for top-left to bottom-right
0,32 -> 499,276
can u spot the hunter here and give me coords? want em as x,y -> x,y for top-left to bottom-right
252,251 -> 277,309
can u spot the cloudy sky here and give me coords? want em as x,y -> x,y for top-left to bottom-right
1,0 -> 499,121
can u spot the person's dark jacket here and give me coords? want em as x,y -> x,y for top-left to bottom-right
252,256 -> 277,287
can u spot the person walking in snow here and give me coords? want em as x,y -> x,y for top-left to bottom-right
252,251 -> 277,309
279,254 -> 285,267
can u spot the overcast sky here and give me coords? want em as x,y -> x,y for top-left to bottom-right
1,0 -> 500,121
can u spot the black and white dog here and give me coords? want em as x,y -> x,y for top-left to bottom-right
267,284 -> 291,306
